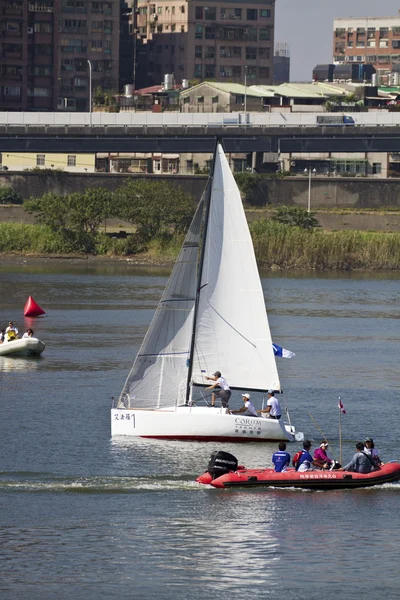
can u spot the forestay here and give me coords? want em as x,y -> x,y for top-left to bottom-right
118,196 -> 204,409
191,144 -> 280,392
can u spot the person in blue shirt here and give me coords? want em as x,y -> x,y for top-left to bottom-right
295,440 -> 314,472
272,442 -> 291,472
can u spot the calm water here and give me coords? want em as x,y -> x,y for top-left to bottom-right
0,260 -> 399,600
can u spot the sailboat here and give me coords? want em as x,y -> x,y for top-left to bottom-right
111,143 -> 303,442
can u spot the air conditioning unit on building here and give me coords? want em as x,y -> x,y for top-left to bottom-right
151,13 -> 157,21
291,161 -> 296,166
27,27 -> 33,34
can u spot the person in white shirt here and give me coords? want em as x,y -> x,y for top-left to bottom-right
22,328 -> 34,339
231,393 -> 258,417
258,390 -> 282,420
205,371 -> 231,408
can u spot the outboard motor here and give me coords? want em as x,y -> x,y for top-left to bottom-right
207,451 -> 238,480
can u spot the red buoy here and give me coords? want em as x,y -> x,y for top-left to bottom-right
24,296 -> 46,318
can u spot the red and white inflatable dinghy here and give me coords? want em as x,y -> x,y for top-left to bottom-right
197,451 -> 400,490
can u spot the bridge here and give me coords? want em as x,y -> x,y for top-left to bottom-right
0,112 -> 400,153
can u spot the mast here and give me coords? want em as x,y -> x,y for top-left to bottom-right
185,138 -> 221,403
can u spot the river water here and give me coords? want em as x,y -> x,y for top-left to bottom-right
0,260 -> 399,600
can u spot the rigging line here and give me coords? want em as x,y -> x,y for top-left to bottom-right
208,303 -> 257,348
307,412 -> 338,461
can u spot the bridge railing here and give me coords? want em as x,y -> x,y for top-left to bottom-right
0,111 -> 400,127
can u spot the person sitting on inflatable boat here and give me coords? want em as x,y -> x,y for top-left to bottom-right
272,442 -> 291,472
294,440 -> 314,472
5,321 -> 18,342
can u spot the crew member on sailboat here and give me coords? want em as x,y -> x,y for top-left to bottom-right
205,372 -> 231,407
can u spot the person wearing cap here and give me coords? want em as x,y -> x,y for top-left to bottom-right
363,438 -> 383,467
205,371 -> 231,408
257,390 -> 282,420
313,441 -> 334,470
272,442 -> 291,472
230,393 -> 258,417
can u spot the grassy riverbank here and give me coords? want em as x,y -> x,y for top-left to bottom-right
1,221 -> 400,270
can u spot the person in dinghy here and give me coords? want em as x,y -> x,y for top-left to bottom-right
205,371 -> 231,408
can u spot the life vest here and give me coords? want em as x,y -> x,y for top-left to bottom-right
7,330 -> 17,341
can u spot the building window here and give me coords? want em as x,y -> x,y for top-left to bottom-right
205,64 -> 215,77
157,6 -> 162,14
205,27 -> 215,39
195,6 -> 203,19
220,8 -> 226,19
366,40 -> 375,48
220,66 -> 232,77
247,9 -> 257,20
259,47 -> 270,59
204,7 -> 216,19
393,40 -> 400,49
379,40 -> 389,48
67,155 -> 76,167
372,162 -> 381,175
367,27 -> 376,38
259,67 -> 269,78
233,8 -> 241,19
212,95 -> 219,103
194,64 -> 202,77
246,47 -> 257,60
379,27 -> 389,37
195,25 -> 203,39
195,45 -> 202,59
232,66 -> 241,77
36,155 -> 45,166
233,46 -> 242,58
4,85 -> 21,96
260,9 -> 270,18
183,97 -> 189,104
197,96 -> 204,103
246,66 -> 257,79
259,28 -> 270,41
205,46 -> 215,59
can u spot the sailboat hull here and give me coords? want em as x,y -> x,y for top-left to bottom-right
111,406 -> 303,442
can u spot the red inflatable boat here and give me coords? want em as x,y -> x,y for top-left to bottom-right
197,462 -> 400,490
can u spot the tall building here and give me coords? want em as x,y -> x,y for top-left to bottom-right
333,14 -> 400,81
0,0 -> 120,111
133,0 -> 275,88
273,42 -> 289,84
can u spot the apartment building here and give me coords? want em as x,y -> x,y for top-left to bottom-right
333,14 -> 400,79
0,0 -> 120,111
134,0 -> 275,87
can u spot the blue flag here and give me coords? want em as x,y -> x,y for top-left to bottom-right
272,343 -> 296,359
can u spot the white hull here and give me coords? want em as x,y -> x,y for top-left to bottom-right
0,337 -> 45,357
111,406 -> 303,442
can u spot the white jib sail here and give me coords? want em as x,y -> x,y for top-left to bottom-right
119,196 -> 204,409
191,144 -> 281,392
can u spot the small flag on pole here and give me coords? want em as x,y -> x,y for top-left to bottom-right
338,399 -> 346,414
272,343 -> 296,359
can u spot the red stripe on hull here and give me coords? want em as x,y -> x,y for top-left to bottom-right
140,435 -> 287,443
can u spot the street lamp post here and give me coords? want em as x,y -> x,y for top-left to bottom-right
304,167 -> 316,213
87,59 -> 92,126
244,65 -> 248,122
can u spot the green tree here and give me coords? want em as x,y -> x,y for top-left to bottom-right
113,179 -> 194,244
25,187 -> 113,252
0,186 -> 23,205
271,206 -> 319,230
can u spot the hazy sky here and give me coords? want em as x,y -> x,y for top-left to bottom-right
275,0 -> 400,81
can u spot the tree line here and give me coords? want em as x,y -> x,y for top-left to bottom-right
24,180 -> 196,254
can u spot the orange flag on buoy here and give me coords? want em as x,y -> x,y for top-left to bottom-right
24,296 -> 46,317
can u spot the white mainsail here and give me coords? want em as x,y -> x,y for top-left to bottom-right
191,144 -> 281,392
119,195 -> 204,409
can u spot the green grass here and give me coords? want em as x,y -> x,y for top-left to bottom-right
1,221 -> 400,270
